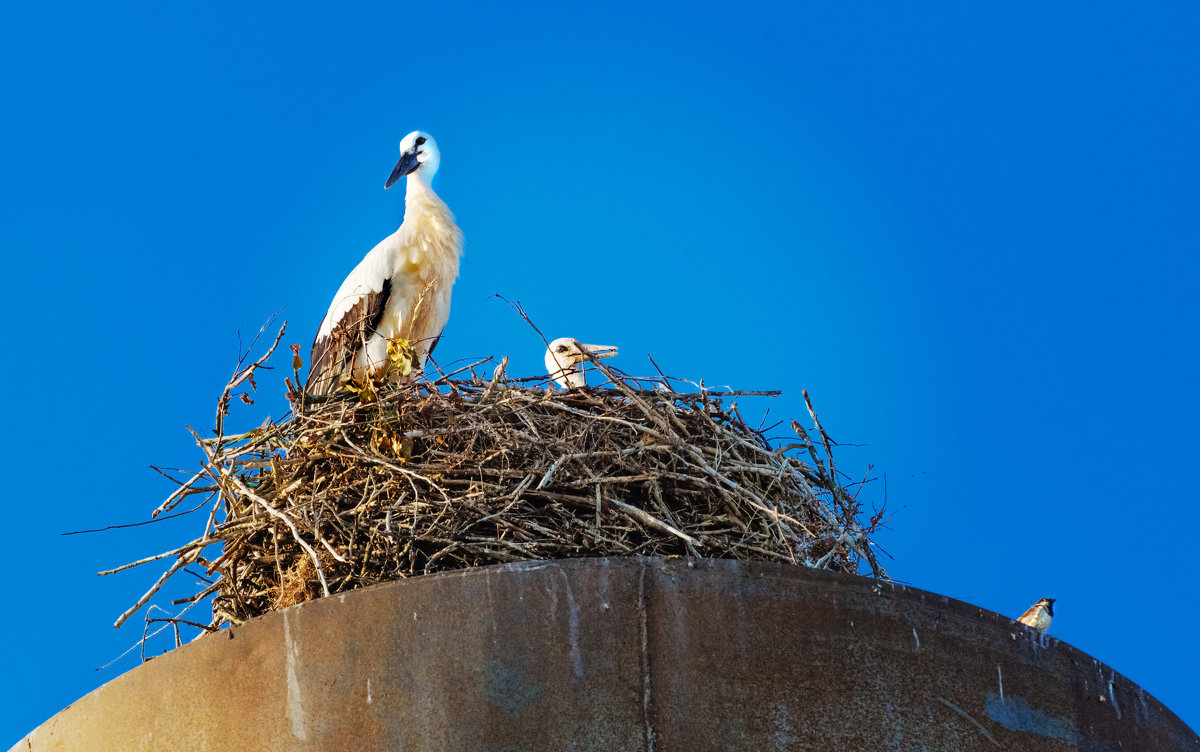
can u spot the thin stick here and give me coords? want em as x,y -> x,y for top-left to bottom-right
114,554 -> 194,628
227,474 -> 330,598
215,318 -> 288,441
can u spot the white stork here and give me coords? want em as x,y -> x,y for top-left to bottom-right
307,131 -> 463,395
545,338 -> 619,388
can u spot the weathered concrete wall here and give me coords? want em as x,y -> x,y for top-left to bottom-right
13,558 -> 1198,751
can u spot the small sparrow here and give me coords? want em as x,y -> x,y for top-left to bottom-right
1017,597 -> 1056,631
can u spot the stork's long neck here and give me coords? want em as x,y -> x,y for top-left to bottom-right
405,172 -> 447,213
404,175 -> 458,229
397,172 -> 463,276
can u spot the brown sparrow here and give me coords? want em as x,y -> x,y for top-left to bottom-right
1017,597 -> 1056,631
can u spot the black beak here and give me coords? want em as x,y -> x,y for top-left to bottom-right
385,150 -> 420,189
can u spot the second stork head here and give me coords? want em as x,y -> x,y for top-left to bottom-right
385,130 -> 441,188
545,338 -> 619,389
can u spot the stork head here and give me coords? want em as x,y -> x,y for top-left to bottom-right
385,131 -> 441,189
545,338 -> 619,389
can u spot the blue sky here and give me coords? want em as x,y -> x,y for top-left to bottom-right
2,1 -> 1198,744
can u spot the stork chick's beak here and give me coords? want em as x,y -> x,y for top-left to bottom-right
385,150 -> 421,189
577,343 -> 619,360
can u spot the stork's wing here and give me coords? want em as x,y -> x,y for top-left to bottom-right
306,278 -> 392,395
396,279 -> 451,369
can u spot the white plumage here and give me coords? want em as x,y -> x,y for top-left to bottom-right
545,338 -> 619,388
307,131 -> 463,395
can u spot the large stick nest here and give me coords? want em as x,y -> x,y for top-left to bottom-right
112,324 -> 888,643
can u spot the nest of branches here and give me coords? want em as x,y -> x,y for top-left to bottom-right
112,324 -> 888,640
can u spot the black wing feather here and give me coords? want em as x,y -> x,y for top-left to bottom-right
306,278 -> 392,395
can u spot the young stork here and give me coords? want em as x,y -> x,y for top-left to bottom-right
545,338 -> 619,388
306,131 -> 463,395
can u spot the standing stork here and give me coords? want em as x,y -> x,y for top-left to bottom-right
545,338 -> 619,388
306,131 -> 463,395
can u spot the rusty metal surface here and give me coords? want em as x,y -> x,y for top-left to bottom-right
13,558 -> 1198,751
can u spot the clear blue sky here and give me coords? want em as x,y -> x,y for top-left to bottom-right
2,1 -> 1198,744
